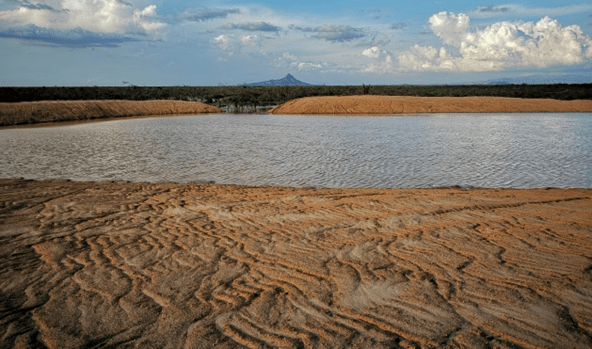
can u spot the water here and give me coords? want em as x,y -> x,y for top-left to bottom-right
1,113 -> 591,188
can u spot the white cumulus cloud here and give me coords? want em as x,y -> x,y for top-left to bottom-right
274,52 -> 329,71
211,32 -> 266,56
241,34 -> 258,44
213,34 -> 231,50
362,46 -> 380,58
361,46 -> 395,73
429,12 -> 470,46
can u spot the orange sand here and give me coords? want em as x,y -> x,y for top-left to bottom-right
268,96 -> 592,115
1,179 -> 591,348
0,100 -> 223,126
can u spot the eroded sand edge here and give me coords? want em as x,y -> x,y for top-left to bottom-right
0,100 -> 223,127
268,96 -> 592,114
1,179 -> 591,348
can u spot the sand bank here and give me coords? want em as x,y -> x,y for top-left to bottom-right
268,95 -> 592,115
0,100 -> 223,127
1,178 -> 591,348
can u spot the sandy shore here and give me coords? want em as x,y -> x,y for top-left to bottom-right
1,179 -> 591,348
0,100 -> 223,127
268,96 -> 592,115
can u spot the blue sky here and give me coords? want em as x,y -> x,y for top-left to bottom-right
1,0 -> 591,86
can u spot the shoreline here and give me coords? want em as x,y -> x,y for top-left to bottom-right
0,99 -> 223,127
0,113 -> 217,130
2,178 -> 591,348
269,95 -> 592,114
2,176 -> 588,190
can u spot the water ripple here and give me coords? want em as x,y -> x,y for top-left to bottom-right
1,113 -> 591,188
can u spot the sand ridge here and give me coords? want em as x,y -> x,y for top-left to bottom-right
268,96 -> 592,115
1,179 -> 591,348
0,100 -> 223,126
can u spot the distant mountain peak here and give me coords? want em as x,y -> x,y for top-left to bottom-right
248,74 -> 310,86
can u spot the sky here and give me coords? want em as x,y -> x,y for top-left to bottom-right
1,0 -> 592,86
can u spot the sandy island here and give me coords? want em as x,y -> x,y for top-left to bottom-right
0,100 -> 223,127
268,96 -> 592,115
1,178 -> 591,348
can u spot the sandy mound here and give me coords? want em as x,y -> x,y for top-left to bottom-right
268,95 -> 592,115
1,179 -> 591,348
0,100 -> 223,126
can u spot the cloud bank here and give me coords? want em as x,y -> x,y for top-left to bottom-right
470,4 -> 592,18
180,8 -> 241,23
221,22 -> 281,32
291,24 -> 366,42
0,0 -> 165,47
0,25 -> 137,47
365,12 -> 592,73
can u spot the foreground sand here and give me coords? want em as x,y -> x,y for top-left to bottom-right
1,179 -> 591,348
268,96 -> 592,114
0,100 -> 223,126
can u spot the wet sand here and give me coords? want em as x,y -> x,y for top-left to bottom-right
0,100 -> 223,127
268,96 -> 592,115
1,178 -> 591,348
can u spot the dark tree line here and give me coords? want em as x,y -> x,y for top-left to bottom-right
1,84 -> 591,107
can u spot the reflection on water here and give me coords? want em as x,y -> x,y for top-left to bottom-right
1,113 -> 591,188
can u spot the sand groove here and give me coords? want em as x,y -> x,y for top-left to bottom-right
1,179 -> 591,348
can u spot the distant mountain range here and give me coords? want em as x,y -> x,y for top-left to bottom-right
248,73 -> 311,86
482,74 -> 592,85
245,73 -> 592,87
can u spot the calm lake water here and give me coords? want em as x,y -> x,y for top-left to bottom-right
1,113 -> 591,188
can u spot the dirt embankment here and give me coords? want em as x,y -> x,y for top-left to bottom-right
268,95 -> 592,115
1,178 -> 591,348
0,100 -> 223,126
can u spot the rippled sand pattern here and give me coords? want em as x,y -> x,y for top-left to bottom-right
1,179 -> 591,348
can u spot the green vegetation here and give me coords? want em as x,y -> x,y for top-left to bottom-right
1,84 -> 591,108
